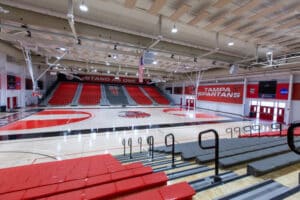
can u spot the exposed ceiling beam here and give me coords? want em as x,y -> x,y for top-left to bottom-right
220,20 -> 241,33
261,10 -> 297,27
148,0 -> 167,15
233,0 -> 261,16
280,39 -> 300,46
277,18 -> 300,29
213,0 -> 233,8
204,12 -> 228,30
187,11 -> 210,26
169,4 -> 191,21
249,2 -> 283,21
124,0 -> 137,9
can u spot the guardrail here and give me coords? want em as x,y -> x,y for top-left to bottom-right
287,123 -> 300,155
138,137 -> 142,153
147,136 -> 154,160
165,133 -> 175,168
198,129 -> 221,182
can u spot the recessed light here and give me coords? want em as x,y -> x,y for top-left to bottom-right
105,61 -> 110,66
59,47 -> 67,51
152,60 -> 158,65
112,54 -> 117,59
228,42 -> 234,46
79,1 -> 88,12
266,51 -> 273,55
107,70 -> 110,74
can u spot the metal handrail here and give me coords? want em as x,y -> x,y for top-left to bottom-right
128,138 -> 132,159
122,138 -> 126,156
147,136 -> 154,160
234,127 -> 241,137
198,129 -> 221,182
226,128 -> 233,138
252,125 -> 261,137
138,137 -> 142,153
287,123 -> 300,155
165,133 -> 175,168
271,122 -> 282,136
243,125 -> 252,136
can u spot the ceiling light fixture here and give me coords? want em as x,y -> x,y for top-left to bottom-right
107,70 -> 110,74
152,60 -> 158,65
228,42 -> 234,46
79,0 -> 88,12
112,54 -> 117,59
171,24 -> 178,33
266,51 -> 273,55
105,61 -> 110,66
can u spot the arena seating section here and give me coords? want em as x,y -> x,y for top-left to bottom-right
48,82 -> 78,106
142,86 -> 170,105
0,154 -> 195,200
78,83 -> 101,105
125,85 -> 152,105
47,81 -> 171,106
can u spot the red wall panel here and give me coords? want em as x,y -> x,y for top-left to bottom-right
197,84 -> 244,104
247,84 -> 259,98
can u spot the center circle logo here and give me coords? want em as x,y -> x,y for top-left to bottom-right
118,111 -> 151,118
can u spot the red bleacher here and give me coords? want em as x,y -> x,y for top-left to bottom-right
125,85 -> 152,105
48,82 -> 78,106
0,154 -> 195,200
79,83 -> 101,105
142,86 -> 170,105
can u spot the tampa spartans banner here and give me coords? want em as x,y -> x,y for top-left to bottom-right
197,84 -> 244,104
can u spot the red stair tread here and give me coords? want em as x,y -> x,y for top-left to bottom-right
160,182 -> 195,200
142,172 -> 168,186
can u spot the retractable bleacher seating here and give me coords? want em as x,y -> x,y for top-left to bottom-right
105,84 -> 129,105
48,82 -> 78,106
125,85 -> 152,105
0,154 -> 195,199
142,86 -> 170,105
78,83 -> 101,105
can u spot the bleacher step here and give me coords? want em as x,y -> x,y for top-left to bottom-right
215,179 -> 289,200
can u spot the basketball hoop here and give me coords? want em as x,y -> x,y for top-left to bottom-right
32,91 -> 43,99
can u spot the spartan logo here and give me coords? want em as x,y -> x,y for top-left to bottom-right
118,111 -> 151,118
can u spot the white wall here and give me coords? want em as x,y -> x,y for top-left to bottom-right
0,51 -> 52,108
197,101 -> 243,115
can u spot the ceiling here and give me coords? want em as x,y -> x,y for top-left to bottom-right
0,0 -> 299,81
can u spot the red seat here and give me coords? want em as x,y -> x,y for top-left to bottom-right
142,86 -> 170,105
45,172 -> 167,200
79,83 -> 101,105
125,85 -> 152,105
121,182 -> 195,200
48,82 -> 79,105
21,165 -> 151,199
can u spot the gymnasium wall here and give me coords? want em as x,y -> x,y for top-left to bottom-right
166,74 -> 300,122
0,51 -> 48,108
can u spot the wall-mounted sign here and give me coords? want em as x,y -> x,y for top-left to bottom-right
197,84 -> 244,104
